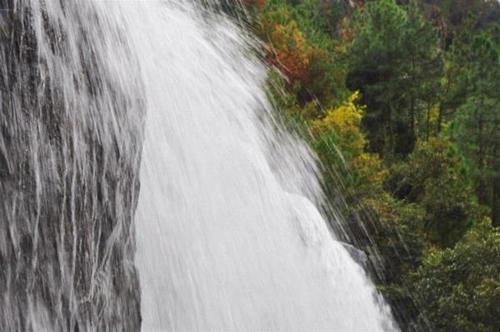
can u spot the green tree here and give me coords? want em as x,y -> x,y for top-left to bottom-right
388,138 -> 481,247
449,27 -> 500,226
346,0 -> 443,157
412,220 -> 500,331
421,0 -> 500,36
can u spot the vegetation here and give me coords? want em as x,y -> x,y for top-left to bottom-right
242,0 -> 500,330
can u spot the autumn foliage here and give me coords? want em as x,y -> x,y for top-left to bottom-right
259,9 -> 312,82
241,0 -> 266,9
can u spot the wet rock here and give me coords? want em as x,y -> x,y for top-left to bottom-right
341,242 -> 369,268
0,1 -> 143,330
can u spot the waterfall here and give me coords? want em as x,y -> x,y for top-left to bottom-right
127,1 -> 397,331
0,0 -> 397,330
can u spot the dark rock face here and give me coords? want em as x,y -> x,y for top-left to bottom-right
0,0 -> 143,330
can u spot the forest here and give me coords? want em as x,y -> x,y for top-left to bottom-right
239,0 -> 500,330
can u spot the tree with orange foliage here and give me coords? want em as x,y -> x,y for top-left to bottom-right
258,8 -> 312,82
241,0 -> 266,9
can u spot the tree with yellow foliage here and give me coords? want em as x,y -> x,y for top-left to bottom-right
311,92 -> 387,195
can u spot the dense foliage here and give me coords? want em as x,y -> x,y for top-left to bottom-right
242,0 -> 500,330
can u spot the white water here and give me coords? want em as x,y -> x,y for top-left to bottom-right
109,1 -> 397,330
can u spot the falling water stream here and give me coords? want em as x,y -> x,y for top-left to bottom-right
125,1 -> 397,331
0,0 -> 397,330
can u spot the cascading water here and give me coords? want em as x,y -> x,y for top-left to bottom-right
1,0 -> 397,330
126,1 -> 397,331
